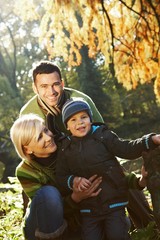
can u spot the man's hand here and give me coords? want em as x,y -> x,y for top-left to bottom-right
152,135 -> 160,145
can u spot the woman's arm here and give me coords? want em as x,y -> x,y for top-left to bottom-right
63,175 -> 102,211
16,162 -> 46,199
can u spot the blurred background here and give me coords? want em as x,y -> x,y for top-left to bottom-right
0,0 -> 160,183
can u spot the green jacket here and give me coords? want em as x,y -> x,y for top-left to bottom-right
20,87 -> 104,133
16,158 -> 57,199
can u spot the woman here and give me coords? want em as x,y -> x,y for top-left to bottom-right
10,113 -> 102,240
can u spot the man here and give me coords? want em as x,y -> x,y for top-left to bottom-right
20,60 -> 153,233
20,61 -> 103,134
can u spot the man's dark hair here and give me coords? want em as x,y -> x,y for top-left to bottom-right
32,61 -> 62,83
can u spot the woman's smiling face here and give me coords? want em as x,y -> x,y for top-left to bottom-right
24,125 -> 57,158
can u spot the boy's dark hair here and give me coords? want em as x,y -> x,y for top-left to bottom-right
32,61 -> 62,83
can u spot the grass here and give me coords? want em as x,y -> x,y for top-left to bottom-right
0,177 -> 160,240
0,177 -> 24,240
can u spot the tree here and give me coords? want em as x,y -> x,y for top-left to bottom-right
14,0 -> 160,100
74,46 -> 110,115
0,0 -> 48,182
1,0 -> 160,183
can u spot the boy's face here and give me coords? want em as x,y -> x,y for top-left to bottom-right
33,72 -> 64,107
66,111 -> 91,137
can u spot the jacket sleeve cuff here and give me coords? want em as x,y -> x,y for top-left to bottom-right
143,133 -> 157,150
67,175 -> 74,190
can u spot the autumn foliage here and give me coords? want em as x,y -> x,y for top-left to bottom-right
14,0 -> 160,99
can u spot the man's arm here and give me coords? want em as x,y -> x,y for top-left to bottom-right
67,87 -> 104,122
20,95 -> 45,120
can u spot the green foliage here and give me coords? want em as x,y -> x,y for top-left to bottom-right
130,221 -> 160,240
0,178 -> 159,240
75,46 -> 109,116
0,0 -> 49,183
0,177 -> 24,239
0,162 -> 5,181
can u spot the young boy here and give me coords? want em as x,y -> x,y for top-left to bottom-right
56,97 -> 160,240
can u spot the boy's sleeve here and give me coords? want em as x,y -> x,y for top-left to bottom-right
55,150 -> 74,196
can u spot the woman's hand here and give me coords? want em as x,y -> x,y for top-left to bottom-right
71,175 -> 102,203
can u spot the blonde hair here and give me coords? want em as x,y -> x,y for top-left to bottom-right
10,114 -> 44,160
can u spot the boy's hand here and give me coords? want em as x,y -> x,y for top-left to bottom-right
72,175 -> 102,202
73,176 -> 92,192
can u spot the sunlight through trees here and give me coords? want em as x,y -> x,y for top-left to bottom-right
14,0 -> 160,99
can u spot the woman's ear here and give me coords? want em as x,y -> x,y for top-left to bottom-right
23,145 -> 32,155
